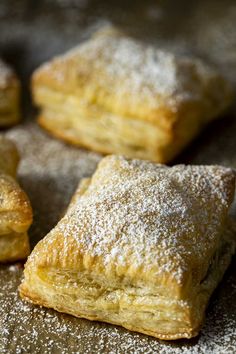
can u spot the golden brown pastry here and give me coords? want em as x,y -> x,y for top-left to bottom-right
32,27 -> 233,163
0,59 -> 20,127
20,155 -> 236,340
0,137 -> 32,262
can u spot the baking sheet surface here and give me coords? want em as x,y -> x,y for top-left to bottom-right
0,1 -> 236,353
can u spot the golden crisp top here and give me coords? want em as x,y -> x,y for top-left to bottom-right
33,28 -> 233,123
47,155 -> 235,287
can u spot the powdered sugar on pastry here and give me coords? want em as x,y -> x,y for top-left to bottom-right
40,28 -> 228,110
19,155 -> 235,340
36,28 -> 232,112
57,155 -> 235,285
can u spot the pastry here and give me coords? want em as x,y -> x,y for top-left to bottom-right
0,137 -> 32,262
32,27 -> 233,163
0,59 -> 20,127
19,155 -> 236,340
0,135 -> 19,177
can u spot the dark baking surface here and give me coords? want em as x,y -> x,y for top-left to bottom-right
0,1 -> 236,353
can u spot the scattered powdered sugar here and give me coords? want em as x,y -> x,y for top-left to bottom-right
0,263 -> 235,354
57,155 -> 234,284
8,264 -> 20,272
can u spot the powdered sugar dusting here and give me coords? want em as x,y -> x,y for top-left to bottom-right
57,155 -> 234,285
41,30 -> 222,111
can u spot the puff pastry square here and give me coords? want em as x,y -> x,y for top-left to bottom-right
20,155 -> 236,340
32,28 -> 233,163
0,59 -> 20,127
0,137 -> 32,262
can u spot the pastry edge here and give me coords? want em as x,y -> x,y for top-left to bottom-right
19,285 -> 200,340
19,224 -> 235,340
37,113 -> 196,164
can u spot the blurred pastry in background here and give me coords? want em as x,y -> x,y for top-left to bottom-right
32,27 -> 233,163
0,137 -> 32,262
19,155 -> 236,340
0,59 -> 21,127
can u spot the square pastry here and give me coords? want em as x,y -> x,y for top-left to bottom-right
0,137 -> 32,262
20,155 -> 236,339
0,59 -> 20,127
32,28 -> 233,163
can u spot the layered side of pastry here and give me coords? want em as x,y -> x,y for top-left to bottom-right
0,137 -> 32,262
20,156 -> 236,339
0,59 -> 21,127
32,28 -> 233,162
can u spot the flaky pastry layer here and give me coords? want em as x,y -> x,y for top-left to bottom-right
33,27 -> 233,162
37,87 -> 212,163
20,156 -> 236,339
20,226 -> 235,339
